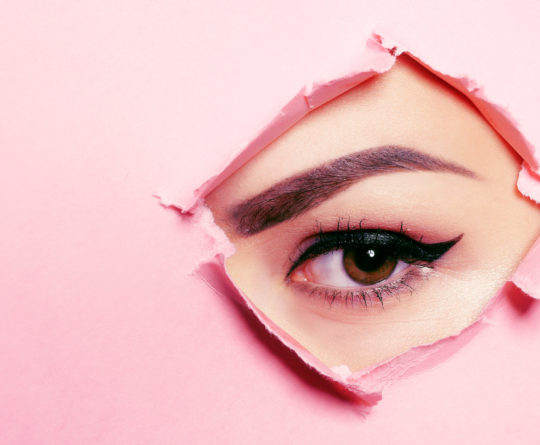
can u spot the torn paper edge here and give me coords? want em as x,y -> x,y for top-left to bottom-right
158,31 -> 540,405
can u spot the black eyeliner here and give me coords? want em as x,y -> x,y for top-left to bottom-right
287,229 -> 463,278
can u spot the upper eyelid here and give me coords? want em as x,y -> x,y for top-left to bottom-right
288,229 -> 417,273
287,231 -> 367,277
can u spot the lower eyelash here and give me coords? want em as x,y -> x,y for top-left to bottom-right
290,263 -> 434,311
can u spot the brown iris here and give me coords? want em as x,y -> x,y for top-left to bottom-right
342,247 -> 398,285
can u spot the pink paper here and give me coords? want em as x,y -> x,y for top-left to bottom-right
2,1 -> 540,443
179,31 -> 540,406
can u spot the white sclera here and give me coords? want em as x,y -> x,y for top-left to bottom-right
306,249 -> 409,287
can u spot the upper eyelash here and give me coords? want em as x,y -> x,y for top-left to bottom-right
286,224 -> 463,278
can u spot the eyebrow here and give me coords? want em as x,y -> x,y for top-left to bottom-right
230,145 -> 477,236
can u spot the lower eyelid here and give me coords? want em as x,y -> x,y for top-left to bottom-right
287,263 -> 435,313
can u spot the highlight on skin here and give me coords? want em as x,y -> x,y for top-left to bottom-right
205,55 -> 540,371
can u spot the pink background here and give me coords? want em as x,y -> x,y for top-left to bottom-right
2,1 -> 540,443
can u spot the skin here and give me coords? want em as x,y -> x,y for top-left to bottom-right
205,56 -> 540,372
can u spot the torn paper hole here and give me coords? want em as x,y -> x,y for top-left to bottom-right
157,31 -> 540,406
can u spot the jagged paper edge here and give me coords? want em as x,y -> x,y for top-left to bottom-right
158,31 -> 540,406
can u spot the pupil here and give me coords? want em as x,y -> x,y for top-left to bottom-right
352,246 -> 388,272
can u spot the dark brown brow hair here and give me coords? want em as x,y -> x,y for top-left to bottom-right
230,145 -> 477,236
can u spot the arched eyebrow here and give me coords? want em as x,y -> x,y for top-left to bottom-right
229,145 -> 478,236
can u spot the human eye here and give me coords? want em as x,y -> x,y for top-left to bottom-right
287,224 -> 463,310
